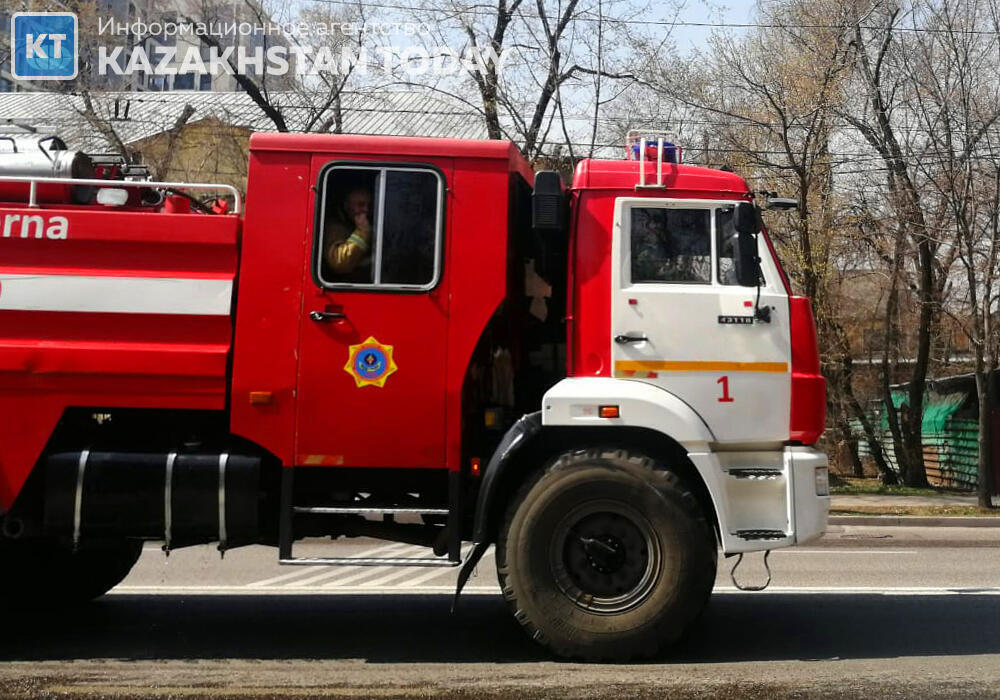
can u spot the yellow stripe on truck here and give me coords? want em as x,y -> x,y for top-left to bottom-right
614,360 -> 788,373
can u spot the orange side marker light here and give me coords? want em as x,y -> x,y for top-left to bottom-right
249,391 -> 273,405
599,405 -> 620,419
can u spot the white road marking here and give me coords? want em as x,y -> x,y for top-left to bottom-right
317,563 -> 409,588
358,566 -> 439,589
396,566 -> 457,588
357,558 -> 462,588
290,544 -> 424,588
110,585 -> 496,595
245,542 -> 412,588
771,549 -> 918,555
109,585 -> 1000,596
397,546 -> 483,588
337,545 -> 472,588
714,586 -> 1000,595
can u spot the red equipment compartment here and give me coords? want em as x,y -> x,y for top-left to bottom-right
0,206 -> 239,508
788,295 -> 826,445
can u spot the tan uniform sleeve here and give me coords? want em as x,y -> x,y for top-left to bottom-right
326,228 -> 371,274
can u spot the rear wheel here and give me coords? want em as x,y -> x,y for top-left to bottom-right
497,448 -> 717,661
0,539 -> 143,606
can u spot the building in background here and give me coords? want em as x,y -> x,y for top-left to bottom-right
0,89 -> 487,191
855,372 -> 1000,495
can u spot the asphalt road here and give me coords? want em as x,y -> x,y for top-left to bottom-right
1,525 -> 999,699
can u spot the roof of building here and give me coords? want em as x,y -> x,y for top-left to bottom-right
0,90 -> 488,152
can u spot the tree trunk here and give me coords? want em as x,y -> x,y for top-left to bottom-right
902,222 -> 933,488
839,357 -> 896,484
826,368 -> 864,477
880,230 -> 907,485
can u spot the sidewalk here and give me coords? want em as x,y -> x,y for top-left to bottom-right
830,492 -> 1000,527
833,493 -> 997,508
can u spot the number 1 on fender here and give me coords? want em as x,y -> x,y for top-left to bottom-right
717,376 -> 734,403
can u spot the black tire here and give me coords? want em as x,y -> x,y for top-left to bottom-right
497,447 -> 717,661
0,539 -> 143,606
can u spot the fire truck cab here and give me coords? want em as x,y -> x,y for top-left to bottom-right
0,132 -> 828,661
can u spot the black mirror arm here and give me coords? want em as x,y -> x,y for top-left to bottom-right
751,246 -> 771,323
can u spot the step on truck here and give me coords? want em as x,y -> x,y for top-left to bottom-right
0,131 -> 828,660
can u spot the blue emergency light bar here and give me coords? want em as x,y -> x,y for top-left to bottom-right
630,139 -> 678,163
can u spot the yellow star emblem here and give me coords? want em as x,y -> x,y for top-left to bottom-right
344,336 -> 398,388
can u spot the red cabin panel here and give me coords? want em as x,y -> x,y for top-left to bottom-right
231,134 -> 532,472
229,147 -> 313,467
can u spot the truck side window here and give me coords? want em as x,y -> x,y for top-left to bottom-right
381,170 -> 439,286
629,207 -> 711,284
716,208 -> 764,286
317,165 -> 443,289
320,169 -> 379,284
716,208 -> 739,285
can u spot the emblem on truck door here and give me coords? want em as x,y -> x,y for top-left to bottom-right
344,336 -> 398,388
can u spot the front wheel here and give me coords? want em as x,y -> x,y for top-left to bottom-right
497,448 -> 717,661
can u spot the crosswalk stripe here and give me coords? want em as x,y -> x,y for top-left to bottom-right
108,585 -> 1000,596
395,565 -> 457,588
245,542 -> 411,587
315,545 -> 435,588
317,556 -> 428,588
288,542 -> 424,587
394,545 -> 483,588
110,585 -> 502,595
284,543 -> 418,588
359,566 -> 436,588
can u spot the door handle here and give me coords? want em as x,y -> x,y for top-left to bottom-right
310,310 -> 346,322
614,334 -> 648,344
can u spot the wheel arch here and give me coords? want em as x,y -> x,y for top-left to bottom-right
472,418 -> 721,547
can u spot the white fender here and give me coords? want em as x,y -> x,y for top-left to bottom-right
541,377 -> 828,556
541,377 -> 715,450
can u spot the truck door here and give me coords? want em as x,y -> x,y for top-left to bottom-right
610,198 -> 791,443
295,161 -> 451,468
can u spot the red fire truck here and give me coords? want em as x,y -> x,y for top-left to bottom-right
0,131 -> 827,660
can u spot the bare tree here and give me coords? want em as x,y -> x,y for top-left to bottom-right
900,0 -> 1000,505
185,0 -> 369,134
633,0 -> 901,480
398,0 -> 649,159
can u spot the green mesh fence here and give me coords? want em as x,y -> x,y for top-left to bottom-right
852,390 -> 979,490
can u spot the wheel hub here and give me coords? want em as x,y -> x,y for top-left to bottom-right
552,503 -> 661,613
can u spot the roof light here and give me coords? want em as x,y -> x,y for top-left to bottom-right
625,130 -> 682,164
630,139 -> 678,164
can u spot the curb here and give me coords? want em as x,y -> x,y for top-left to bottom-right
829,515 -> 1000,528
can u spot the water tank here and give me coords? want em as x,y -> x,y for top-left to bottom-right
0,135 -> 95,204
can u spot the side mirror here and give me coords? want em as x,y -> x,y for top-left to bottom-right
734,201 -> 759,235
532,171 -> 565,230
734,202 -> 761,287
764,197 -> 798,211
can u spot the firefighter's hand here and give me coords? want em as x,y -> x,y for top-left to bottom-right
354,213 -> 372,234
